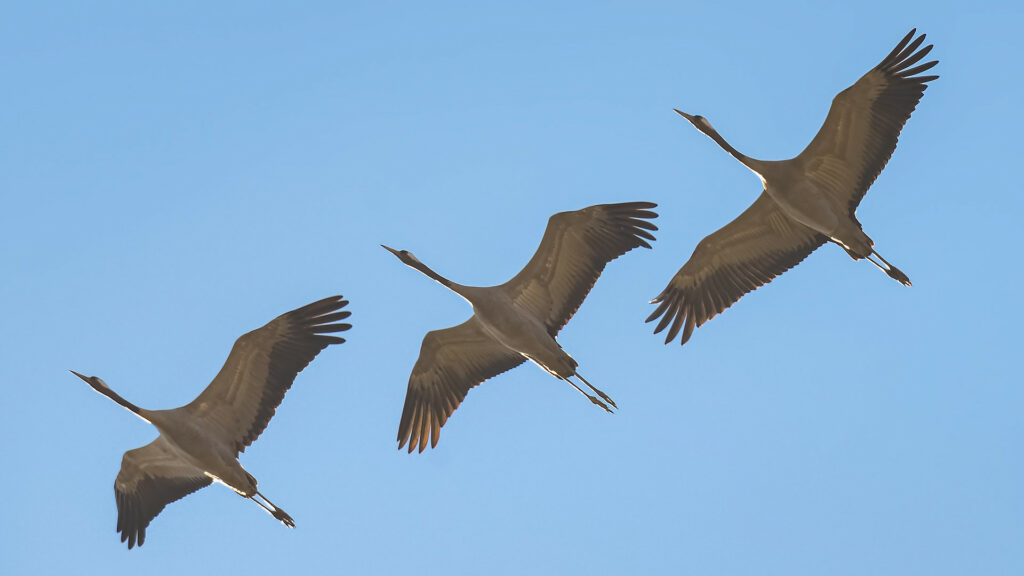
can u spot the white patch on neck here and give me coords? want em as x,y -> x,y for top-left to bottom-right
748,166 -> 767,187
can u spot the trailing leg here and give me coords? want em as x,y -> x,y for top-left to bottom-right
834,229 -> 911,287
250,491 -> 295,527
559,376 -> 613,413
865,251 -> 912,286
574,371 -> 617,410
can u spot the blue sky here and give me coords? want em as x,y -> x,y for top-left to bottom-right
2,2 -> 1022,574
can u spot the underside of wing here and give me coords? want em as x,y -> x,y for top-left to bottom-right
398,318 -> 526,453
799,29 -> 939,212
648,194 -> 826,345
502,202 -> 658,335
114,436 -> 212,549
185,296 -> 352,454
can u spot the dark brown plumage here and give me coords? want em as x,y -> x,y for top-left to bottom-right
114,438 -> 213,549
388,202 -> 657,452
75,296 -> 351,548
186,296 -> 352,454
649,29 -> 938,345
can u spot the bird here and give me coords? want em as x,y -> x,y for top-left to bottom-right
647,29 -> 938,345
72,295 -> 351,549
384,201 -> 658,452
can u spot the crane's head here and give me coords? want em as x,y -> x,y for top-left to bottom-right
674,109 -> 718,136
70,370 -> 112,395
381,244 -> 424,268
381,244 -> 454,288
71,370 -> 147,419
70,370 -> 107,389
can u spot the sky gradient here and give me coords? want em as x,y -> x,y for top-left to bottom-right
3,2 -> 1022,575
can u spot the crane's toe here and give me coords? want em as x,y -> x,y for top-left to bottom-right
887,266 -> 912,287
589,395 -> 613,413
273,508 -> 295,528
595,390 -> 617,410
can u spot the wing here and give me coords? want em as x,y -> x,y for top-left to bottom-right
185,296 -> 351,454
397,318 -> 526,453
647,193 -> 827,345
798,29 -> 939,212
501,202 -> 658,335
114,436 -> 213,549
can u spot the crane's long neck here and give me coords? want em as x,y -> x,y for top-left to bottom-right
704,127 -> 768,184
705,127 -> 751,165
90,382 -> 148,421
409,259 -> 465,294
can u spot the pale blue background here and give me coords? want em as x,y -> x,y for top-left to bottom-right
2,2 -> 1021,575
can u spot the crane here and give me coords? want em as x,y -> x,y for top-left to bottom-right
72,295 -> 351,549
647,29 -> 938,345
384,202 -> 657,452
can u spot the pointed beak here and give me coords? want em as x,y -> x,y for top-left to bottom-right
673,109 -> 695,122
69,370 -> 89,383
381,244 -> 401,257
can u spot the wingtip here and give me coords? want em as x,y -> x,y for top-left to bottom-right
398,436 -> 422,454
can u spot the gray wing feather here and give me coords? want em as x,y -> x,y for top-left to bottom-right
798,29 -> 938,212
185,296 -> 351,454
502,202 -> 658,335
397,318 -> 526,453
647,194 -> 826,345
114,436 -> 212,549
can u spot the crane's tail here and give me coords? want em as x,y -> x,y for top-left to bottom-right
866,251 -> 912,287
252,491 -> 295,528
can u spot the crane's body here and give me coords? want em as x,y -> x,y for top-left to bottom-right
764,175 -> 842,238
73,295 -> 351,549
685,113 -> 907,275
649,30 -> 937,345
397,264 -> 577,377
142,408 -> 255,495
464,286 -> 577,378
385,201 -> 658,452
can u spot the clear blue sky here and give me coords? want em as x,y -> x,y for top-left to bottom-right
2,2 -> 1021,575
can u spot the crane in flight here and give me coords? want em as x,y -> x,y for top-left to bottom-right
72,295 -> 351,548
384,202 -> 657,452
648,29 -> 938,345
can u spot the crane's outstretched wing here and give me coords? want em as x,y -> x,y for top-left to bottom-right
184,296 -> 351,454
502,202 -> 658,335
398,318 -> 526,453
648,194 -> 827,345
114,436 -> 213,549
798,29 -> 938,212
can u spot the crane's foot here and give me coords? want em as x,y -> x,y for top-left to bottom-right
272,507 -> 296,528
575,371 -> 618,410
587,394 -> 613,413
867,250 -> 912,287
885,265 -> 911,287
590,388 -> 617,410
562,376 -> 614,413
253,490 -> 296,528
